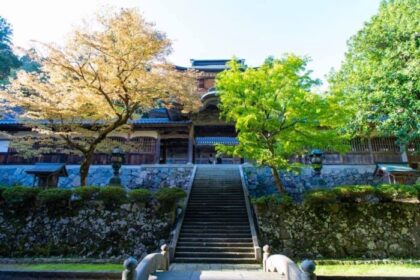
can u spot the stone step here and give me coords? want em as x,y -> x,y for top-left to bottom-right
176,246 -> 254,253
173,257 -> 258,264
176,241 -> 254,247
181,228 -> 251,234
178,237 -> 253,242
181,225 -> 250,230
175,251 -> 255,258
182,221 -> 250,226
180,232 -> 252,238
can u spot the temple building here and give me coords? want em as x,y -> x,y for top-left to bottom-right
0,59 -> 419,167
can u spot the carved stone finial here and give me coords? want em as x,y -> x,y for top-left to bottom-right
161,244 -> 169,253
160,244 -> 170,271
301,259 -> 316,280
262,245 -> 271,272
124,257 -> 138,270
301,259 -> 316,273
122,257 -> 137,280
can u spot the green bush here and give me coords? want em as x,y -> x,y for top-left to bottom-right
2,186 -> 39,207
333,185 -> 376,202
154,187 -> 186,202
73,186 -> 100,201
0,186 -> 8,202
37,188 -> 72,207
98,186 -> 127,208
376,184 -> 418,202
128,188 -> 152,204
415,184 -> 420,200
154,187 -> 186,212
304,189 -> 337,205
252,194 -> 292,207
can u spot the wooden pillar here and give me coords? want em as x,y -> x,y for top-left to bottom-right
367,137 -> 374,164
187,127 -> 194,164
400,145 -> 408,163
155,136 -> 161,164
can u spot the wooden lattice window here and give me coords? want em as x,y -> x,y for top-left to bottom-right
371,137 -> 400,152
350,138 -> 370,152
131,137 -> 156,153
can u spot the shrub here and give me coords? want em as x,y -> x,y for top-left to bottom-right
37,188 -> 72,208
2,186 -> 39,207
98,186 -> 127,208
415,184 -> 420,200
128,189 -> 152,204
154,187 -> 186,202
304,189 -> 337,205
395,184 -> 418,199
375,184 -> 397,202
154,187 -> 186,212
0,186 -> 8,202
73,186 -> 100,201
252,194 -> 292,208
333,185 -> 376,202
376,184 -> 418,202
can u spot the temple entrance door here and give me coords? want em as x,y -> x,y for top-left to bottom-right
160,138 -> 189,164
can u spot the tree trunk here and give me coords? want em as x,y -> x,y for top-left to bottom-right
271,166 -> 285,194
80,151 -> 94,186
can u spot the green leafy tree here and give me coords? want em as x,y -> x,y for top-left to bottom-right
216,56 -> 350,193
329,0 -> 419,146
0,16 -> 20,82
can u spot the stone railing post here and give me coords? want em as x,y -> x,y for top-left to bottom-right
161,244 -> 170,271
301,259 -> 316,280
122,257 -> 138,280
263,244 -> 270,272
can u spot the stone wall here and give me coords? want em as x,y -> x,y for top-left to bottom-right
255,202 -> 420,258
0,165 -> 194,190
243,165 -> 380,198
0,203 -> 172,259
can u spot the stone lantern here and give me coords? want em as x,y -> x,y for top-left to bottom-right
309,149 -> 324,175
109,147 -> 124,186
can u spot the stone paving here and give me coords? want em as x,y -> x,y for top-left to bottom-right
149,264 -> 281,280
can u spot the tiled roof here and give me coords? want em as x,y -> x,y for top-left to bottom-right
25,163 -> 68,176
375,163 -> 419,173
130,118 -> 191,125
195,137 -> 239,146
0,119 -> 20,125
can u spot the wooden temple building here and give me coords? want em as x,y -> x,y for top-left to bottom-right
0,59 -> 419,167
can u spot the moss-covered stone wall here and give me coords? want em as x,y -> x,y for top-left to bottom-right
0,203 -> 172,259
256,202 -> 420,258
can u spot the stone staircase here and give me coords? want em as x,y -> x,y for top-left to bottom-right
174,165 -> 257,264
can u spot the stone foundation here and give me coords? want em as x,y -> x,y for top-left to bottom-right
255,202 -> 420,258
0,165 -> 193,190
243,165 -> 381,198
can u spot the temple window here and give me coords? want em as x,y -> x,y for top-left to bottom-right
131,137 -> 156,153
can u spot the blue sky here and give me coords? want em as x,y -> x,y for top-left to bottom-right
1,0 -> 381,86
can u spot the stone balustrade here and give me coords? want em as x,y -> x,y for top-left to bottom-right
122,244 -> 170,280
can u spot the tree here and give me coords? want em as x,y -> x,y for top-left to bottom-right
216,56 -> 350,193
0,8 -> 199,186
0,16 -> 20,82
329,0 -> 419,146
